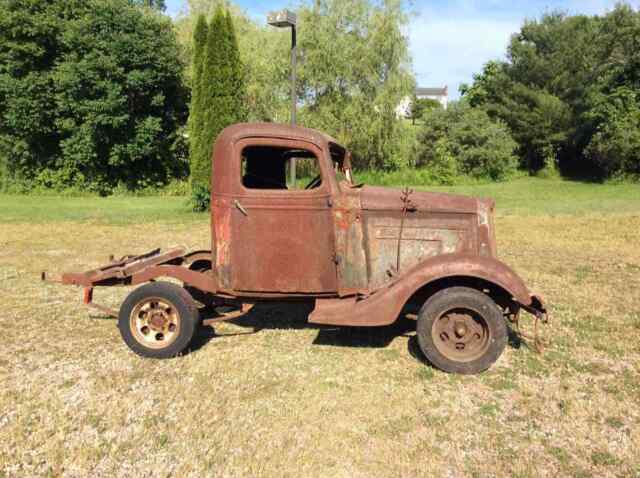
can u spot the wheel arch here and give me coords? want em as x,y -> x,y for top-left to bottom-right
404,275 -> 519,317
396,254 -> 533,310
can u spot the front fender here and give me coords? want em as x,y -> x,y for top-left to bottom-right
310,254 -> 539,327
398,253 -> 533,305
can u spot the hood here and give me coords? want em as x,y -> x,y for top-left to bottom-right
360,185 -> 480,214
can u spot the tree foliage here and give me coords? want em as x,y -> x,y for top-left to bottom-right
130,0 -> 166,11
188,7 -> 246,195
187,14 -> 208,189
416,102 -> 518,181
0,0 -> 188,193
297,0 -> 414,170
584,86 -> 640,177
461,4 -> 640,179
176,0 -> 414,171
409,96 -> 441,124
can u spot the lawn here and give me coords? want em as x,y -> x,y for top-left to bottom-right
0,177 -> 639,477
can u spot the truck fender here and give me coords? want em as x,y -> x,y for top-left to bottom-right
310,254 -> 535,327
399,253 -> 533,306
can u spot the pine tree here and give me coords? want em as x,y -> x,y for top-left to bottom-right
225,10 -> 247,123
188,14 -> 208,190
191,7 -> 246,196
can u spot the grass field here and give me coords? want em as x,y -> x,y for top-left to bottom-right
1,177 -> 639,477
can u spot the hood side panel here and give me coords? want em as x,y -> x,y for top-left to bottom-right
363,210 -> 477,290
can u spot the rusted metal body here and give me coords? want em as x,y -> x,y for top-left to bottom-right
44,122 -> 547,329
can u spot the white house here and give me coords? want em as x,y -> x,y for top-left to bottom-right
396,85 -> 449,118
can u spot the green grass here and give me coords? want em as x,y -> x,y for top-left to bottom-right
425,177 -> 640,216
0,194 -> 207,224
0,177 -> 637,223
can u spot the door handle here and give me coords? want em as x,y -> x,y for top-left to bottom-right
234,199 -> 248,216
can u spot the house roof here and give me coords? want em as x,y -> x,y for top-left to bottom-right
416,86 -> 448,97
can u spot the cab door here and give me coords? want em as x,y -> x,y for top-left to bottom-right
229,138 -> 338,294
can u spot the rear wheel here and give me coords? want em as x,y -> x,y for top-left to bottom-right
416,287 -> 507,374
118,282 -> 199,359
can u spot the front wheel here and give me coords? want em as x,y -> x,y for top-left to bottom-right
118,282 -> 199,359
416,287 -> 507,374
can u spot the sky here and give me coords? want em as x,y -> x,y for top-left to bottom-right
166,0 -> 631,99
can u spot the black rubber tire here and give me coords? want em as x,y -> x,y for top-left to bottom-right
118,282 -> 200,359
416,287 -> 507,375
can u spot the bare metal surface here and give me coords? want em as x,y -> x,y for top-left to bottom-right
83,287 -> 118,318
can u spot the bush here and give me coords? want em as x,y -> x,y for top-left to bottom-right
416,102 -> 518,181
189,183 -> 210,212
429,140 -> 459,185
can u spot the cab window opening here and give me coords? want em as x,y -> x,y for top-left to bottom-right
241,145 -> 323,191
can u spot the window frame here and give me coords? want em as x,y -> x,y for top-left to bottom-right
235,137 -> 332,197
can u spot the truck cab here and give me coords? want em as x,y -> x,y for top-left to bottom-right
212,123 -> 504,300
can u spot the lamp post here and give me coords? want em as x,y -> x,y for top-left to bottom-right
267,9 -> 298,186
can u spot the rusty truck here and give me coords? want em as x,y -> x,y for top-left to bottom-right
43,123 -> 547,374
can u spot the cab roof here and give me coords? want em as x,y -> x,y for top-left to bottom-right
211,123 -> 344,195
217,122 -> 340,149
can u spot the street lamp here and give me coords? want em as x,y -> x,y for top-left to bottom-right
267,9 -> 298,185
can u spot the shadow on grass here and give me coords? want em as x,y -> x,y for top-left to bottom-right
93,301 -> 525,360
194,301 -> 416,352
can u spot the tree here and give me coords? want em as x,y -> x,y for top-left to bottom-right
459,60 -> 504,107
461,5 -> 640,179
175,0 -> 415,171
189,7 -> 246,198
0,0 -> 188,192
188,14 -> 208,188
173,1 -> 291,123
297,0 -> 414,170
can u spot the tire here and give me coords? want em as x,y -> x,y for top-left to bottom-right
416,287 -> 507,375
118,282 -> 200,359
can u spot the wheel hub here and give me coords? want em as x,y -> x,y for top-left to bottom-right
149,312 -> 168,331
130,298 -> 180,349
454,322 -> 468,338
432,309 -> 491,363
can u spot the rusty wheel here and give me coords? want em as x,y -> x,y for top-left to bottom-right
417,287 -> 507,374
118,282 -> 199,359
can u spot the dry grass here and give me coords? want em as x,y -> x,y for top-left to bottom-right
1,185 -> 639,477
